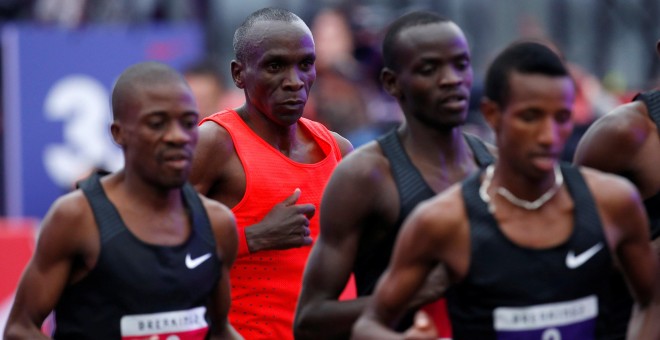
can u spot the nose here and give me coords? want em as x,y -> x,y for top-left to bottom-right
438,66 -> 463,87
164,121 -> 193,145
537,117 -> 563,147
282,67 -> 305,91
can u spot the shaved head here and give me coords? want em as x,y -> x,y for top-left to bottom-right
111,62 -> 188,121
232,7 -> 305,62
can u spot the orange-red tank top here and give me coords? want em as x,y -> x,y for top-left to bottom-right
200,110 -> 342,340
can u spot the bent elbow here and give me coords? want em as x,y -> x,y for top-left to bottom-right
293,313 -> 315,340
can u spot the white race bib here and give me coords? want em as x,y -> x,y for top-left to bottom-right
493,295 -> 598,340
120,306 -> 208,340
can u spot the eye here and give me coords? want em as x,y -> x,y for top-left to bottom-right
147,117 -> 166,129
182,115 -> 198,129
300,59 -> 315,72
555,110 -> 572,124
267,62 -> 281,72
519,110 -> 541,122
417,63 -> 436,76
454,57 -> 471,71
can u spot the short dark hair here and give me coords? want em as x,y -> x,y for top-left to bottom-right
233,7 -> 303,62
484,41 -> 570,107
382,11 -> 450,71
111,62 -> 186,121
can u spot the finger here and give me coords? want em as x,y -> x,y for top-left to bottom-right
301,235 -> 313,246
296,203 -> 316,218
302,226 -> 311,237
282,188 -> 301,206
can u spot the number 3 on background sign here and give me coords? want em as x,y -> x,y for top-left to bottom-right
43,75 -> 123,189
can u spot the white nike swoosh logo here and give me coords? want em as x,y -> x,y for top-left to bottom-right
565,243 -> 604,269
185,253 -> 212,269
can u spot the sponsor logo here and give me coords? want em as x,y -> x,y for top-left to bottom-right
565,243 -> 603,269
185,253 -> 212,269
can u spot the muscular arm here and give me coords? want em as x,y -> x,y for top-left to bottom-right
294,152 -> 381,339
352,188 -> 467,340
573,104 -> 648,182
204,197 -> 243,340
331,131 -> 354,157
190,122 -> 232,199
4,193 -> 93,340
586,169 -> 660,339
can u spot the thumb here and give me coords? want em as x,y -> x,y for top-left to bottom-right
413,310 -> 435,332
282,188 -> 301,206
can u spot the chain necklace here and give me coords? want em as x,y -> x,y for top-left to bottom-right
479,164 -> 563,213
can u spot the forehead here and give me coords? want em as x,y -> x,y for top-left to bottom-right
506,72 -> 575,108
245,20 -> 314,61
395,22 -> 469,61
129,80 -> 196,115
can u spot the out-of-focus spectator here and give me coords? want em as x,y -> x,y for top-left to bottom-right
183,58 -> 243,119
33,0 -> 201,26
33,0 -> 85,27
305,8 -> 370,141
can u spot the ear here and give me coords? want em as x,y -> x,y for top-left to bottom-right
480,97 -> 502,132
380,67 -> 401,99
110,121 -> 124,147
231,60 -> 245,89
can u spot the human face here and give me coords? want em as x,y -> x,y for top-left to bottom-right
493,72 -> 574,179
117,80 -> 199,189
235,20 -> 316,127
185,73 -> 222,119
387,22 -> 472,131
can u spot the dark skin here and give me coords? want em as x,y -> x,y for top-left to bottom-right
3,68 -> 242,340
574,40 -> 660,255
190,19 -> 352,253
294,21 -> 494,340
352,72 -> 660,340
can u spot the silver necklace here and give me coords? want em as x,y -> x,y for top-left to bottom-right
479,164 -> 563,213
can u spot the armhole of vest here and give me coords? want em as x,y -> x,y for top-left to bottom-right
79,172 -> 125,244
635,91 -> 660,133
304,119 -> 343,160
183,184 -> 216,248
560,163 -> 609,249
463,133 -> 494,168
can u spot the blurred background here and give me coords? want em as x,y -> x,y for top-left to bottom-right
1,0 -> 659,332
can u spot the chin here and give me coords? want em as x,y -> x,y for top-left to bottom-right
160,176 -> 188,189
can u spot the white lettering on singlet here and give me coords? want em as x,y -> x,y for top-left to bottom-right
493,295 -> 597,331
120,306 -> 207,336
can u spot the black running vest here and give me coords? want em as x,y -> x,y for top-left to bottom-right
633,90 -> 660,240
447,164 -> 613,339
353,129 -> 493,329
53,172 -> 221,339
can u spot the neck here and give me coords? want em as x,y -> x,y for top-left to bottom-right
116,171 -> 184,210
398,123 -> 469,163
398,123 -> 479,188
236,105 -> 298,153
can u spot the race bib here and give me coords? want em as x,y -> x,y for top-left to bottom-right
120,306 -> 208,340
493,295 -> 597,340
